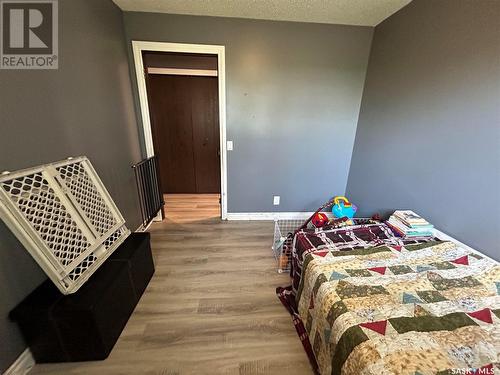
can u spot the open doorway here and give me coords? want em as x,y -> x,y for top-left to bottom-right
132,42 -> 228,220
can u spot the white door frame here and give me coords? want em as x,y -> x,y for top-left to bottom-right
132,41 -> 228,220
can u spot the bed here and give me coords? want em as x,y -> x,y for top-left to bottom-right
278,218 -> 500,375
289,221 -> 435,295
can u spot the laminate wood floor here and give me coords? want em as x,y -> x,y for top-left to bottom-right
164,193 -> 221,220
30,195 -> 310,375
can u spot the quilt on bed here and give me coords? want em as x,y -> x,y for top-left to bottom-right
296,240 -> 500,375
290,222 -> 435,294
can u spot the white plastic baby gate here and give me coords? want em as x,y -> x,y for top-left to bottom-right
0,156 -> 130,294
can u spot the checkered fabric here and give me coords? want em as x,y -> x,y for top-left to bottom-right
290,222 -> 435,294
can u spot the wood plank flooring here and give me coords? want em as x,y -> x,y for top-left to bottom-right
164,193 -> 221,220
30,195 -> 310,374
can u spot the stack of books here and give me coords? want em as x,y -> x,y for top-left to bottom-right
387,210 -> 434,237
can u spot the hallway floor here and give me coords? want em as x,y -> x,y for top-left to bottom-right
164,193 -> 221,220
30,195 -> 310,374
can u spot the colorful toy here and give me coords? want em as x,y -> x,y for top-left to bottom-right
332,196 -> 357,218
312,212 -> 329,228
328,216 -> 354,228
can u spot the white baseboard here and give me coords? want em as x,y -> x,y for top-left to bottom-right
135,211 -> 163,232
135,221 -> 153,232
4,348 -> 35,375
226,212 -> 315,221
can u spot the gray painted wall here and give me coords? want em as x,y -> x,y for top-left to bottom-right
123,13 -> 373,212
0,0 -> 141,370
346,0 -> 500,259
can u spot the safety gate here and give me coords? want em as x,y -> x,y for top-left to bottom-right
0,156 -> 130,294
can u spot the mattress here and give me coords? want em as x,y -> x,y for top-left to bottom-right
293,240 -> 500,374
290,222 -> 434,294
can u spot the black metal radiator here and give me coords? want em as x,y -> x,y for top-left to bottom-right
132,156 -> 164,228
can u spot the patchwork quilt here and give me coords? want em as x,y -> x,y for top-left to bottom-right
296,240 -> 500,375
291,222 -> 435,294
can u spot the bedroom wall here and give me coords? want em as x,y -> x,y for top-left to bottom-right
0,0 -> 141,371
346,0 -> 500,259
123,13 -> 374,212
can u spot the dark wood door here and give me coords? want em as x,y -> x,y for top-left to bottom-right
146,74 -> 220,193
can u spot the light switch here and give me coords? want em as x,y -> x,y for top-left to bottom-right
273,196 -> 280,205
227,140 -> 233,151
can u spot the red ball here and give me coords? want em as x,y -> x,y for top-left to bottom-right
312,212 -> 329,228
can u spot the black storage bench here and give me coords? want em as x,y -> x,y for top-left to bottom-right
10,232 -> 154,363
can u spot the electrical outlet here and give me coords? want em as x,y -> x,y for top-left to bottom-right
273,196 -> 280,205
227,140 -> 233,151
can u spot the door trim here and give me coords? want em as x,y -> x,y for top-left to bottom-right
147,67 -> 218,77
132,41 -> 228,220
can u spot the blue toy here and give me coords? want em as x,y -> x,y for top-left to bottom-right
332,196 -> 357,218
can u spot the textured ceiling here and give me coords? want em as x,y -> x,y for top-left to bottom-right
112,0 -> 412,26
